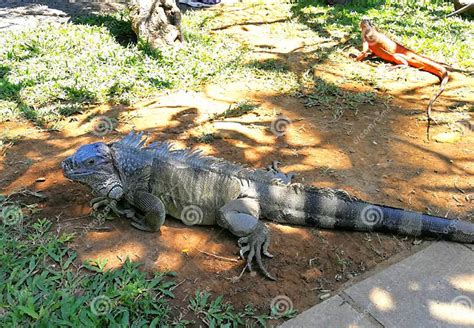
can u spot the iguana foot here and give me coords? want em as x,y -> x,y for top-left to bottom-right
120,207 -> 159,232
90,196 -> 108,209
238,222 -> 276,280
130,213 -> 158,232
90,197 -> 124,219
130,220 -> 157,232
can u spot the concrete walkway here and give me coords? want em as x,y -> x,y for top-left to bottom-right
281,241 -> 474,328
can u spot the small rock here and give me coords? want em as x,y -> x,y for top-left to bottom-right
433,132 -> 462,144
319,293 -> 331,300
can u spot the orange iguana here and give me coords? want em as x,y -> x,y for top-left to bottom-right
356,18 -> 448,138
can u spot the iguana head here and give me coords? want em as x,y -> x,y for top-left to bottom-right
360,18 -> 374,30
62,142 -> 122,198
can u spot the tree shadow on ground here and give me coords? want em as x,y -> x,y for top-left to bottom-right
0,64 -> 101,128
72,11 -> 137,46
0,8 -> 174,127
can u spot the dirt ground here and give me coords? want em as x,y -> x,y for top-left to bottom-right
1,1 -> 473,322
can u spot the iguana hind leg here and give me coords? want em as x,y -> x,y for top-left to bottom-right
392,53 -> 409,66
217,198 -> 275,280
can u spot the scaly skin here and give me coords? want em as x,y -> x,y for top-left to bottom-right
62,131 -> 474,280
356,19 -> 448,138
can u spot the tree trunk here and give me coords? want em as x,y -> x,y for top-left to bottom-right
452,0 -> 474,17
129,0 -> 183,49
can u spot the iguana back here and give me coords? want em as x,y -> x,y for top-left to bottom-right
150,151 -> 242,225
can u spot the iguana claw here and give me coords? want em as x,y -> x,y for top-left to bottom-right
128,212 -> 158,232
90,197 -> 124,219
238,222 -> 276,280
117,207 -> 159,232
90,196 -> 108,209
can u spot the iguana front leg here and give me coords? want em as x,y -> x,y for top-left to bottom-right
90,192 -> 165,231
130,191 -> 166,232
356,39 -> 370,61
217,198 -> 275,280
90,197 -> 125,217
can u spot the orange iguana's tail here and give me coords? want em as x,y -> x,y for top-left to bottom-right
426,71 -> 449,139
404,52 -> 448,139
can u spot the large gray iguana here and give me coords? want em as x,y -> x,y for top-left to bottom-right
62,131 -> 474,280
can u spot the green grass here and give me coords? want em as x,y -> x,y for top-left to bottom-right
295,70 -> 377,119
0,195 -> 275,327
246,58 -> 290,73
292,0 -> 474,68
0,10 -> 245,126
212,100 -> 260,120
1,1 -> 472,127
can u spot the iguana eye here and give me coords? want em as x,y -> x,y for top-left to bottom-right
87,159 -> 95,165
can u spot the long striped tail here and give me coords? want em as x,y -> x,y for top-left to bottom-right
263,182 -> 473,243
296,190 -> 474,243
259,185 -> 474,243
